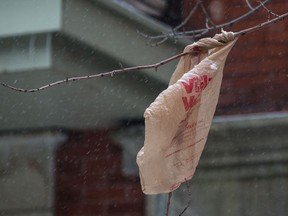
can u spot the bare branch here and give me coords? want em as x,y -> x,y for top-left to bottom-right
1,9 -> 288,93
150,36 -> 169,47
199,0 -> 216,28
179,179 -> 192,216
145,0 -> 271,42
0,51 -> 192,92
139,0 -> 201,45
173,0 -> 201,31
165,192 -> 172,216
234,10 -> 288,36
258,0 -> 279,18
245,0 -> 255,10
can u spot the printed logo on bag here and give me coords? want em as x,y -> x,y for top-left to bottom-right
181,75 -> 212,111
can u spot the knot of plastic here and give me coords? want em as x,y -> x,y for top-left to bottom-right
187,30 -> 235,53
213,29 -> 235,43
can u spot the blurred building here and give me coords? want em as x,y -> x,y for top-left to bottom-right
0,0 -> 288,216
0,0 -> 185,215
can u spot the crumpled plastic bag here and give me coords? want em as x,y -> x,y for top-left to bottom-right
137,31 -> 238,195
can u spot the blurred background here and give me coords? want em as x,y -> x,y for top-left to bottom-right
0,0 -> 287,215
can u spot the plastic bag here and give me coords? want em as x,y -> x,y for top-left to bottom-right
137,31 -> 237,194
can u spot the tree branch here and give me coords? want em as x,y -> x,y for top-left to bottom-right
0,9 -> 288,93
0,51 -> 191,92
165,192 -> 172,216
234,10 -> 288,36
178,179 -> 192,216
173,0 -> 201,32
143,0 -> 271,43
245,0 -> 255,10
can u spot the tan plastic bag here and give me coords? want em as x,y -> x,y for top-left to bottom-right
137,31 -> 237,194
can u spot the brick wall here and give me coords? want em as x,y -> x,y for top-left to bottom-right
55,130 -> 144,216
182,0 -> 288,115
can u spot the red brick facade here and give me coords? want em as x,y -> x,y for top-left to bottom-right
55,130 -> 144,216
182,0 -> 288,115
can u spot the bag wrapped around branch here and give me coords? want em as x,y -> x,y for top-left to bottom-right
137,31 -> 238,195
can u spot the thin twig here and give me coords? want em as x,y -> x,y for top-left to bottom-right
234,10 -> 288,36
165,192 -> 172,216
258,0 -> 279,18
173,0 -> 201,31
179,180 -> 192,216
0,51 -> 191,92
199,0 -> 216,28
245,0 -> 254,10
139,0 -> 201,45
150,36 -> 169,47
145,0 -> 271,41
